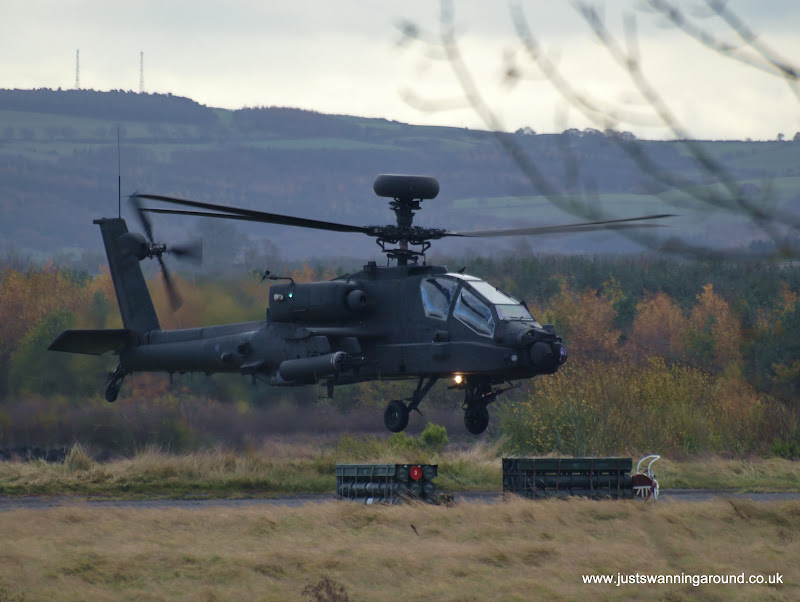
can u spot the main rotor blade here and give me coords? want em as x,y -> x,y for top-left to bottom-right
132,193 -> 372,235
443,214 -> 675,238
129,195 -> 155,243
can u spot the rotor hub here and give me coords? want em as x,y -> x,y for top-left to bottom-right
371,174 -> 441,265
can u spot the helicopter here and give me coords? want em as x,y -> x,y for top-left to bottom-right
49,175 -> 671,434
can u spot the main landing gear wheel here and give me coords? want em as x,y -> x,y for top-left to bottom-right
384,400 -> 410,432
464,405 -> 489,435
462,379 -> 497,435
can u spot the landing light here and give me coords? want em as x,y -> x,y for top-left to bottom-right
453,374 -> 463,385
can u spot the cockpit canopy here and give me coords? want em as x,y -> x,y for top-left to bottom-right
419,273 -> 537,337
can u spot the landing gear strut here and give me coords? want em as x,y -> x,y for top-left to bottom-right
104,364 -> 128,403
383,376 -> 439,432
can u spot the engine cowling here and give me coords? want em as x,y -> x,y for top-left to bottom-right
269,281 -> 369,323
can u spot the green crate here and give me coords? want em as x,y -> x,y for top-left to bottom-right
503,457 -> 634,499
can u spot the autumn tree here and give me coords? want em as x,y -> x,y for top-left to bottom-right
0,267 -> 91,395
628,292 -> 689,362
536,281 -> 621,360
688,283 -> 742,371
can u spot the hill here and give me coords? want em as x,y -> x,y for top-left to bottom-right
1,88 -> 798,265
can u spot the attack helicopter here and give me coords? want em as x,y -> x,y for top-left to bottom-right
49,175 -> 671,434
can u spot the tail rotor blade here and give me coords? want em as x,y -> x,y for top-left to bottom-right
131,195 -> 186,310
158,256 -> 183,311
169,240 -> 203,265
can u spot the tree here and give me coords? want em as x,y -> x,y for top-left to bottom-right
748,291 -> 800,398
7,308 -> 110,399
688,283 -> 742,371
629,292 -> 688,362
0,267 -> 90,394
537,282 -> 621,360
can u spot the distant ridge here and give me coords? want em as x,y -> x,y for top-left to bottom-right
0,88 -> 215,124
0,88 -> 797,260
0,88 -> 398,133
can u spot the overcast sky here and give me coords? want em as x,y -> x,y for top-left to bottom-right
3,1 -> 799,140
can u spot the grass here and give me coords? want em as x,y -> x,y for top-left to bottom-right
0,497 -> 796,600
1,439 -> 800,499
657,456 -> 800,491
0,442 -> 335,499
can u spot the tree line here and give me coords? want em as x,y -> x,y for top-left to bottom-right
0,253 -> 798,456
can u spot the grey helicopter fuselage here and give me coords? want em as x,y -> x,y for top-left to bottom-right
122,263 -> 565,386
49,212 -> 566,435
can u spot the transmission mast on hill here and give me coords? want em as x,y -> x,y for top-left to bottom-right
75,49 -> 80,90
139,51 -> 144,93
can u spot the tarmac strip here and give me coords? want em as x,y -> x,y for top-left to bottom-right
1,489 -> 799,511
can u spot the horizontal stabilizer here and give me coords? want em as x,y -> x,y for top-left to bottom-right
48,329 -> 137,356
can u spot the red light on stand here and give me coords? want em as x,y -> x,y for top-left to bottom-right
410,466 -> 423,481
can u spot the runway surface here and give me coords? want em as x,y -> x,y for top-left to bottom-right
1,489 -> 799,511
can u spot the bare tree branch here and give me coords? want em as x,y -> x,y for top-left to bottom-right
400,0 -> 800,260
643,0 -> 799,100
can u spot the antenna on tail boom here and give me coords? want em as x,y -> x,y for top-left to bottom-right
117,127 -> 121,218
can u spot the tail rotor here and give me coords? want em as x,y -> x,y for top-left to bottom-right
130,195 -> 202,310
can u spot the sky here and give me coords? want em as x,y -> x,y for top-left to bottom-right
3,0 -> 799,140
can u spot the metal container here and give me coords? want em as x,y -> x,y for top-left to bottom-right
503,457 -> 636,499
336,463 -> 440,504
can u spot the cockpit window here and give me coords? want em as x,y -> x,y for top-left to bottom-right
496,304 -> 534,321
454,287 -> 495,337
469,281 -> 534,321
469,281 -> 519,304
420,277 -> 458,320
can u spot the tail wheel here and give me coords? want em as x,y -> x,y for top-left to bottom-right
105,382 -> 120,403
464,405 -> 489,435
384,400 -> 410,432
104,364 -> 126,403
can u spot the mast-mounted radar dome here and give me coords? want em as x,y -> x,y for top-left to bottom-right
373,174 -> 439,201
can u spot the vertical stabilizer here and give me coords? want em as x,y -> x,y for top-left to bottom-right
94,217 -> 160,334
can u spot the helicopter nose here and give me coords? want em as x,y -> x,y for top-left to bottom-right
530,341 -> 567,371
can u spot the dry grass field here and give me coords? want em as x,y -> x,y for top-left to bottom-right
0,497 -> 796,601
1,440 -> 799,599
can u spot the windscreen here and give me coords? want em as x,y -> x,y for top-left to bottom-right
454,287 -> 495,336
468,281 -> 534,321
420,277 -> 458,320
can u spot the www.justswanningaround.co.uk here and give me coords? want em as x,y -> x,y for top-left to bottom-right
582,572 -> 784,587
